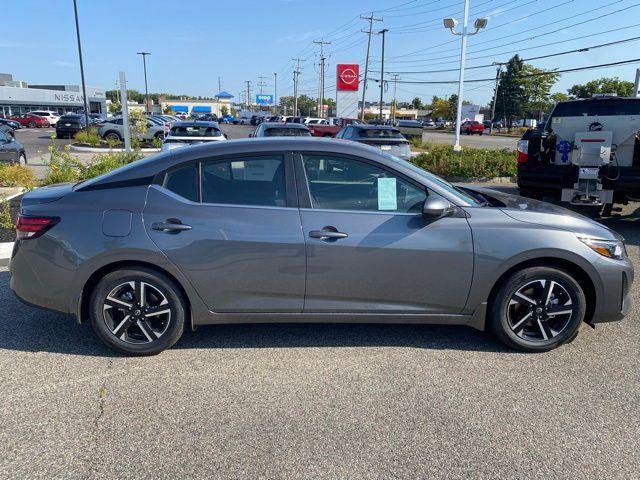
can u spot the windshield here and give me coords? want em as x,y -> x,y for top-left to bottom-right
383,154 -> 483,206
264,128 -> 311,137
169,125 -> 222,137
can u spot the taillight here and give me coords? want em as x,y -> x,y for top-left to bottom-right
517,139 -> 529,163
16,215 -> 59,240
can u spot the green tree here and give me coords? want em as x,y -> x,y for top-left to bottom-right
108,101 -> 121,114
493,55 -> 526,129
550,92 -> 570,104
220,105 -> 229,116
411,97 -> 424,110
430,98 -> 448,120
520,64 -> 560,118
567,77 -> 634,98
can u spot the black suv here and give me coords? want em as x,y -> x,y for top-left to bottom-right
55,114 -> 87,139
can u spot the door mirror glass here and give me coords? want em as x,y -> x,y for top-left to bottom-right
422,196 -> 453,220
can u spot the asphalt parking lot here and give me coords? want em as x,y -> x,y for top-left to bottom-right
1,199 -> 638,478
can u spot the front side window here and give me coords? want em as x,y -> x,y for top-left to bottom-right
302,154 -> 426,213
202,156 -> 286,207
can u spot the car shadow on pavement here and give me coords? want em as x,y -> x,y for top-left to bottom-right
0,270 -> 512,357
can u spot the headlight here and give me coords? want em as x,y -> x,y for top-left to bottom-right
578,237 -> 626,260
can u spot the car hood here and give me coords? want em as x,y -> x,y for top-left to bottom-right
461,185 -> 623,241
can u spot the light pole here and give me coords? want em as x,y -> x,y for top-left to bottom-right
72,0 -> 90,129
137,52 -> 151,113
444,2 -> 487,152
274,72 -> 278,114
378,28 -> 388,123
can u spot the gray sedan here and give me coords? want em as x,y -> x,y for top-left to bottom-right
10,138 -> 633,355
0,127 -> 26,165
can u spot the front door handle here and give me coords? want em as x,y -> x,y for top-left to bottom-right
309,227 -> 348,240
152,219 -> 192,233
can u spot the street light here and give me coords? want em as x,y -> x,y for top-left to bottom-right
72,0 -> 90,130
444,0 -> 487,152
137,52 -> 151,114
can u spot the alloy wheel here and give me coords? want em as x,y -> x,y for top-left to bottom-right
102,280 -> 171,344
18,154 -> 26,166
507,279 -> 575,342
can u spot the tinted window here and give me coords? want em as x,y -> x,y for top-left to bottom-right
264,127 -> 311,137
108,118 -> 123,125
201,156 -> 286,207
302,154 -> 426,213
170,125 -> 222,137
551,99 -> 640,117
0,130 -> 8,142
358,128 -> 403,139
164,163 -> 199,202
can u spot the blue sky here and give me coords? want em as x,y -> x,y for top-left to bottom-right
4,0 -> 640,106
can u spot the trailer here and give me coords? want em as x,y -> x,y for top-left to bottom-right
517,96 -> 640,214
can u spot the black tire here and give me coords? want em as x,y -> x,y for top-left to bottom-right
27,121 -> 36,128
154,131 -> 164,139
104,131 -> 122,142
90,268 -> 186,355
18,153 -> 26,166
489,266 -> 585,352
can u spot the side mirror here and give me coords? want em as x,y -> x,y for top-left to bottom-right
422,196 -> 454,220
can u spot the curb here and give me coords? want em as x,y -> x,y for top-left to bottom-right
0,242 -> 13,268
69,144 -> 160,153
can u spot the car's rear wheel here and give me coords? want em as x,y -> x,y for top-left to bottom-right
489,266 -> 585,352
90,268 -> 185,355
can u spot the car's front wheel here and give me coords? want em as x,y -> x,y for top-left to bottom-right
18,153 -> 26,166
489,266 -> 585,352
104,131 -> 122,142
90,268 -> 186,355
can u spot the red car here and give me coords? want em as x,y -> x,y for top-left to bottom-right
9,114 -> 49,128
460,120 -> 484,135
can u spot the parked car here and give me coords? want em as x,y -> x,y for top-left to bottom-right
88,113 -> 107,125
0,124 -> 15,138
422,119 -> 435,127
395,120 -> 423,140
55,114 -> 88,139
97,116 -> 166,142
0,117 -> 21,130
219,115 -> 237,124
336,124 -> 411,160
162,121 -> 227,151
10,137 -> 633,355
27,110 -> 60,126
9,114 -> 49,128
0,128 -> 26,165
308,117 -> 363,137
460,120 -> 484,135
251,122 -> 312,137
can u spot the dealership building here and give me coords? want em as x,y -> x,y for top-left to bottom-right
0,73 -> 106,117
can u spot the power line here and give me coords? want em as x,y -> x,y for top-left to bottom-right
374,34 -> 640,74
371,58 -> 640,84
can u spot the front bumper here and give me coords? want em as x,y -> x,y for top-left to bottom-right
591,255 -> 634,323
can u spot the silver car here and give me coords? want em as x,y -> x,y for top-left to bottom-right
10,138 -> 633,355
97,116 -> 165,142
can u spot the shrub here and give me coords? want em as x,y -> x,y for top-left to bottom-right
0,164 -> 36,189
410,143 -> 517,179
75,127 -> 101,146
0,199 -> 12,229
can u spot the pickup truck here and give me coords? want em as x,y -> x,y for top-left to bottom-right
308,117 -> 364,137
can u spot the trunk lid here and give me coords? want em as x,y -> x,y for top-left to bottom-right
20,183 -> 74,207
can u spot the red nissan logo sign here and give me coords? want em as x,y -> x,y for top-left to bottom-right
337,64 -> 359,91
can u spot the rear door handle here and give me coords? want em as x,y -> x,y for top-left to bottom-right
309,228 -> 348,240
152,219 -> 192,233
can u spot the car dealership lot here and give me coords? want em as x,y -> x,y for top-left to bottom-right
0,201 -> 638,478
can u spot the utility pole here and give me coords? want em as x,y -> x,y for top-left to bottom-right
136,52 -> 151,113
72,0 -> 90,128
489,63 -> 503,134
292,58 -> 305,116
218,76 -> 222,92
313,40 -> 331,118
391,74 -> 400,122
257,75 -> 267,95
245,80 -> 251,110
360,13 -> 383,121
378,29 -> 388,123
274,72 -> 278,114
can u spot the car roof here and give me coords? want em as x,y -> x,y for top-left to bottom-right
262,123 -> 309,129
171,120 -> 220,127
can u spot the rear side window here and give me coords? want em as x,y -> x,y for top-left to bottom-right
170,126 -> 221,137
201,156 -> 286,206
164,163 -> 199,202
358,128 -> 403,138
264,127 -> 310,137
109,118 -> 123,125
